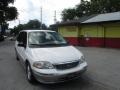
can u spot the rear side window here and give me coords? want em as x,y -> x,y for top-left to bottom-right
17,32 -> 23,42
17,32 -> 27,45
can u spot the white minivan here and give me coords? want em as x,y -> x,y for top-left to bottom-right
15,30 -> 87,84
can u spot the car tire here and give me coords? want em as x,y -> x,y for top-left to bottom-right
15,50 -> 19,61
26,63 -> 35,83
16,53 -> 19,61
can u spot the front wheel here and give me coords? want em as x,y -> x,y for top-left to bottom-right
15,49 -> 19,61
26,63 -> 35,83
16,53 -> 19,61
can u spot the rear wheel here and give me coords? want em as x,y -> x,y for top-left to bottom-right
26,63 -> 35,83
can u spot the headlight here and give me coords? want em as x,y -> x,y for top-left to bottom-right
80,56 -> 85,63
33,61 -> 54,69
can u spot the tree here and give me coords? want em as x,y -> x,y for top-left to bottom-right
10,24 -> 24,35
76,0 -> 91,17
0,0 -> 18,35
90,0 -> 120,13
61,0 -> 120,21
61,8 -> 77,21
61,0 -> 91,21
11,19 -> 48,35
25,20 -> 41,30
24,19 -> 47,30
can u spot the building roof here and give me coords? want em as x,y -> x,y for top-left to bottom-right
50,11 -> 120,27
51,14 -> 97,26
82,12 -> 120,23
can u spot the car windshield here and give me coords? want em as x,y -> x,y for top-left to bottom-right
28,31 -> 68,47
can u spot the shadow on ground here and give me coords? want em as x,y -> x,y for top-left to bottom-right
29,74 -> 111,90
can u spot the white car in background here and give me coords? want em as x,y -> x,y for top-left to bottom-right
15,30 -> 87,84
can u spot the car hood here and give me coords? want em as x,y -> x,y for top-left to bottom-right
30,46 -> 83,64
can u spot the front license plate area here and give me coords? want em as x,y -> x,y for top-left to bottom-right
63,73 -> 79,80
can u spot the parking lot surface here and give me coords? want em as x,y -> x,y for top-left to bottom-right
0,40 -> 120,90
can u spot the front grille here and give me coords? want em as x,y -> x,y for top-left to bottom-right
54,61 -> 79,70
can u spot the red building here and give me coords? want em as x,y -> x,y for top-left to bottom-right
52,12 -> 120,48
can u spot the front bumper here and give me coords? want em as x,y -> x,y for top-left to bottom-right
32,62 -> 87,84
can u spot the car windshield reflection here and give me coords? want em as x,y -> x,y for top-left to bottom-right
28,31 -> 68,47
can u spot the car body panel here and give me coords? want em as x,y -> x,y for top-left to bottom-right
30,46 -> 82,64
33,62 -> 87,83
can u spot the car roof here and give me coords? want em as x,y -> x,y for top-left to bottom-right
20,30 -> 55,33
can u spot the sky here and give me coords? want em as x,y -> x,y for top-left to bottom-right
8,0 -> 80,28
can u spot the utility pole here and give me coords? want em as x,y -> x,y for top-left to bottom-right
40,7 -> 42,30
54,10 -> 57,24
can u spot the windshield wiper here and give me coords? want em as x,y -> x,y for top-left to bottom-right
29,43 -> 68,47
43,43 -> 68,46
29,44 -> 42,46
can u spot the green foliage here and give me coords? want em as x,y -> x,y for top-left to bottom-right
25,20 -> 41,30
0,0 -> 18,36
5,7 -> 18,21
61,0 -> 120,21
62,8 -> 77,21
91,0 -> 120,13
76,0 -> 91,17
11,19 -> 48,35
0,0 -> 18,23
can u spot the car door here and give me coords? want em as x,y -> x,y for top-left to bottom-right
16,32 -> 27,66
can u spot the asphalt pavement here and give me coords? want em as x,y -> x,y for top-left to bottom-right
0,40 -> 120,90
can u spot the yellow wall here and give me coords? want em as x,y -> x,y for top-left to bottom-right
58,23 -> 120,38
105,26 -> 120,38
79,25 -> 104,38
58,26 -> 78,37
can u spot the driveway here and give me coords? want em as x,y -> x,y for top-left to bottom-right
76,46 -> 120,89
0,40 -> 120,90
